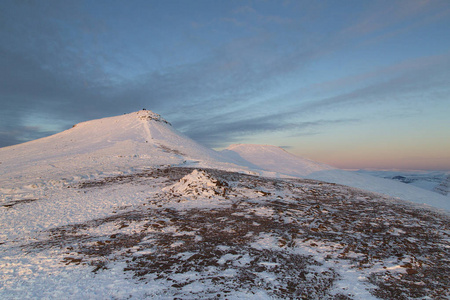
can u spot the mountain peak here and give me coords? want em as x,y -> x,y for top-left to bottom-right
135,109 -> 171,125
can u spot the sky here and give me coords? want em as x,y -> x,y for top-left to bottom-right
1,0 -> 449,171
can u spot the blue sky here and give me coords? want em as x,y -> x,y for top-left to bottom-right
1,0 -> 449,170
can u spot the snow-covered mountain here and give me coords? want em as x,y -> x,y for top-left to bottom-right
221,144 -> 335,176
0,110 -> 240,197
1,110 -> 449,299
0,110 -> 236,171
223,144 -> 450,211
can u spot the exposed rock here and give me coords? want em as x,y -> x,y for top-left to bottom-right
434,174 -> 450,196
137,109 -> 172,125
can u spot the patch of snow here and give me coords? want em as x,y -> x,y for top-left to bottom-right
162,169 -> 226,199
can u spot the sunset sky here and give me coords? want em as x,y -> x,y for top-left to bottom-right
1,0 -> 449,170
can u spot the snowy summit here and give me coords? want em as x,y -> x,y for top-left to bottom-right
137,109 -> 171,125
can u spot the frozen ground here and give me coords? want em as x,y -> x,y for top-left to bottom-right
1,167 -> 449,299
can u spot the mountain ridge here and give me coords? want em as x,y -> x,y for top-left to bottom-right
0,110 -> 240,192
1,110 -> 448,211
222,143 -> 335,176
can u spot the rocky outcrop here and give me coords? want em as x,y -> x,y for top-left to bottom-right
434,174 -> 450,196
137,109 -> 171,125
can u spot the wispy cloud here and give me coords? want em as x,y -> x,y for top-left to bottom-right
1,0 -> 449,168
340,0 -> 432,36
179,110 -> 359,148
0,1 -> 335,146
261,51 -> 450,123
328,0 -> 450,55
233,5 -> 294,25
300,53 -> 450,113
0,125 -> 57,148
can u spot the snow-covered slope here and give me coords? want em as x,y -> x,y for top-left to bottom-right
222,144 -> 335,176
1,167 -> 448,299
307,169 -> 450,211
435,174 -> 450,196
355,170 -> 449,194
0,110 -> 238,196
223,144 -> 450,211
